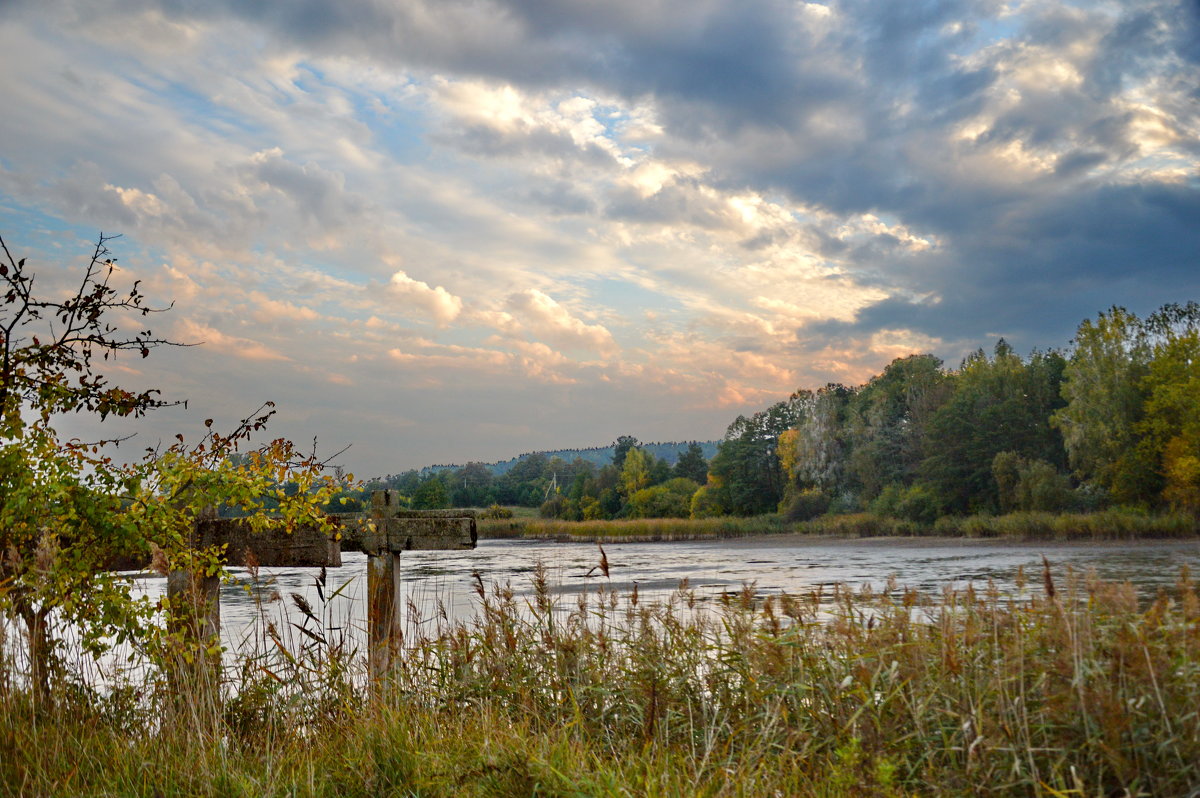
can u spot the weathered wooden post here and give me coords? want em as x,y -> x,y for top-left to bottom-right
360,491 -> 477,692
165,566 -> 222,697
166,507 -> 222,701
165,510 -> 342,702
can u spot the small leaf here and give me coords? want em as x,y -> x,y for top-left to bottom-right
204,418 -> 213,428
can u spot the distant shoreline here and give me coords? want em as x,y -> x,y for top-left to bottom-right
478,509 -> 1200,544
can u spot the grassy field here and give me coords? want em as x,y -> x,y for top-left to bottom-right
3,562 -> 1200,796
479,509 -> 1199,542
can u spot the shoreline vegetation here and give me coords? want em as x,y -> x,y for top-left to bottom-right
479,509 -> 1200,543
5,565 -> 1200,796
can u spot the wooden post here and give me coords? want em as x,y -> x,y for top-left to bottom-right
367,551 -> 402,685
166,566 -> 221,703
164,505 -> 222,705
362,491 -> 477,696
367,491 -> 402,690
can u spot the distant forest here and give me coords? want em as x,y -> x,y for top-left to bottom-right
326,302 -> 1200,524
419,440 -> 720,477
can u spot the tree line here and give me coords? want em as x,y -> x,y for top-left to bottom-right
718,303 -> 1200,522
340,302 -> 1200,523
331,436 -> 712,520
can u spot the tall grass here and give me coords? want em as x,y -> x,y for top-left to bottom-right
795,509 -> 1198,540
479,514 -> 788,541
4,563 -> 1200,795
481,508 -> 1199,542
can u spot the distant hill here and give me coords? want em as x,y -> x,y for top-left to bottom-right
420,440 -> 721,477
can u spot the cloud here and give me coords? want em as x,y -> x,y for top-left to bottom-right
503,289 -> 617,354
2,0 -> 1198,475
384,269 -> 464,326
175,320 -> 291,362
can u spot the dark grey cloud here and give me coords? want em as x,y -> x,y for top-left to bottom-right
801,179 -> 1200,357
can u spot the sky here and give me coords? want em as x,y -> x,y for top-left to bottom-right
1,0 -> 1198,476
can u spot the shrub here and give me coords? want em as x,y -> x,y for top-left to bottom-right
870,483 -> 942,526
538,495 -> 565,518
628,478 -> 699,518
481,504 -> 514,519
690,485 -> 727,519
993,451 -> 1075,513
781,487 -> 831,521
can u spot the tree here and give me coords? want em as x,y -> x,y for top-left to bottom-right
1052,306 -> 1152,503
992,451 -> 1074,513
612,435 -> 639,470
790,384 -> 853,493
449,461 -> 494,507
672,442 -> 709,484
0,232 -> 181,691
779,383 -> 853,515
707,397 -> 802,515
921,342 -> 1068,513
627,477 -> 699,518
496,452 -> 550,506
1136,305 -> 1200,510
618,446 -> 651,498
412,475 -> 450,509
844,355 -> 948,501
0,233 -> 337,694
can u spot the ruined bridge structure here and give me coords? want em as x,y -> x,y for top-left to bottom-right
166,490 -> 476,689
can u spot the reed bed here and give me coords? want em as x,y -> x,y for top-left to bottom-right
478,514 -> 788,541
3,563 -> 1200,796
480,510 -> 1198,543
796,510 -> 1199,540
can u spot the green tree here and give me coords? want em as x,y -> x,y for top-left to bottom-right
672,442 -> 709,484
707,397 -> 801,515
992,451 -> 1074,513
448,462 -> 494,508
0,234 -> 336,693
618,446 -> 651,498
412,475 -> 450,509
844,355 -> 948,501
495,452 -> 550,506
1136,304 -> 1200,510
1052,306 -> 1153,504
920,341 -> 1067,513
612,435 -> 639,469
627,477 -> 700,518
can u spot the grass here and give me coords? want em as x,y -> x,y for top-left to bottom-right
4,560 -> 1200,796
479,508 -> 1199,542
478,514 -> 788,541
794,509 -> 1199,540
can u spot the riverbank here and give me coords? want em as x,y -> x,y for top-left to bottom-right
4,566 -> 1198,796
478,513 -> 788,542
478,508 -> 1199,543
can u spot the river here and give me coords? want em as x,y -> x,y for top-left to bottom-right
8,536 -> 1195,680
204,536 -> 1200,659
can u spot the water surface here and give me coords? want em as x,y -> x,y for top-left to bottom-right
211,536 -> 1200,656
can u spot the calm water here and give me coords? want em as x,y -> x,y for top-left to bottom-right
7,536 -> 1198,681
205,536 -> 1200,657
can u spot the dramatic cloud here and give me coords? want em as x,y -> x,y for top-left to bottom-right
1,0 -> 1196,473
